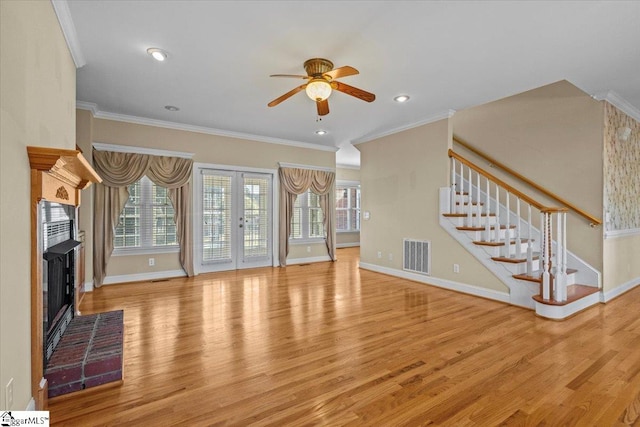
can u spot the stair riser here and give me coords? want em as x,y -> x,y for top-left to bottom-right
466,229 -> 516,241
453,204 -> 485,215
450,216 -> 498,227
501,260 -> 541,275
478,242 -> 531,258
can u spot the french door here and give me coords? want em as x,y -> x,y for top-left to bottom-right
198,169 -> 273,272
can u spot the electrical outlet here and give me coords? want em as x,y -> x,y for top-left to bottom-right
148,258 -> 155,266
453,263 -> 460,273
306,246 -> 311,253
377,251 -> 382,259
6,378 -> 14,409
388,253 -> 393,261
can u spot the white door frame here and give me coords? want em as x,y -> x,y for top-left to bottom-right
193,163 -> 279,275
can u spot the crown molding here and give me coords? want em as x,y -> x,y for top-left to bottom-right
51,0 -> 86,68
76,101 -> 98,115
278,162 -> 335,172
92,142 -> 194,159
76,101 -> 338,153
352,109 -> 456,145
594,90 -> 640,122
336,164 -> 361,170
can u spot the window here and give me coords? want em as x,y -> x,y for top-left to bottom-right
114,176 -> 177,252
336,185 -> 360,232
290,190 -> 324,241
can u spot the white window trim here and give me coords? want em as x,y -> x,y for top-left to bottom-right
289,190 -> 326,243
112,176 -> 179,255
336,181 -> 361,233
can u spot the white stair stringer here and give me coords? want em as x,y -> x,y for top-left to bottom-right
439,188 -> 538,309
439,187 -> 602,315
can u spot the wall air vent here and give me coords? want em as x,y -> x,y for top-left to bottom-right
403,238 -> 431,275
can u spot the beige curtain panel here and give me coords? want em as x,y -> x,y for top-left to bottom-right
278,167 -> 336,266
92,150 -> 194,287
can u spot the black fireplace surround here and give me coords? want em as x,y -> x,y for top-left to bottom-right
41,201 -> 80,363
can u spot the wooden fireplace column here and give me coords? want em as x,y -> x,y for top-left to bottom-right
27,146 -> 101,410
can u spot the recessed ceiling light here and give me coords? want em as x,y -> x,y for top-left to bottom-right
394,95 -> 410,103
315,130 -> 327,135
147,48 -> 167,61
164,105 -> 180,111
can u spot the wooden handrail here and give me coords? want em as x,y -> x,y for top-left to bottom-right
449,149 -> 565,212
453,136 -> 602,226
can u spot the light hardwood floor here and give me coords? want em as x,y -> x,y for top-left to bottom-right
49,247 -> 640,426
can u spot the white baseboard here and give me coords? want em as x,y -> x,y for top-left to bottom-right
102,269 -> 187,285
287,255 -> 332,266
84,280 -> 95,292
359,262 -> 511,304
26,397 -> 35,411
601,276 -> 640,302
336,243 -> 360,248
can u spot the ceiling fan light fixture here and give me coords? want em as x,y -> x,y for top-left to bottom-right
147,48 -> 167,61
306,79 -> 332,101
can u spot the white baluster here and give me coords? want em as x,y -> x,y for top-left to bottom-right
458,161 -> 464,214
515,198 -> 522,258
554,212 -> 563,301
485,178 -> 491,241
476,172 -> 481,228
467,167 -> 473,227
559,212 -> 568,301
450,158 -> 456,214
541,212 -> 551,300
504,192 -> 511,258
494,186 -> 501,243
526,205 -> 533,276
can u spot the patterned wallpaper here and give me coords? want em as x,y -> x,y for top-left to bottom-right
603,102 -> 640,231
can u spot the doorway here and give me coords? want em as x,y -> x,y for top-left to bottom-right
196,168 -> 273,272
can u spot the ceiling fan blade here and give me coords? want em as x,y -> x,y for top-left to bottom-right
268,84 -> 307,107
333,81 -> 376,102
323,66 -> 359,80
317,99 -> 329,116
270,74 -> 311,79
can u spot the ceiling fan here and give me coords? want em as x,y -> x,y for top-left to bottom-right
267,58 -> 375,116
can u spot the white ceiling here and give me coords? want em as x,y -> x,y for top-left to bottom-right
64,1 -> 640,167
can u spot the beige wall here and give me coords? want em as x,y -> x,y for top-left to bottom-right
358,119 -> 508,293
603,235 -> 640,294
1,0 -> 77,409
453,80 -> 604,271
78,115 -> 336,279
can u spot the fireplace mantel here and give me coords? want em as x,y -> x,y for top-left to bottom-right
28,146 -> 101,409
28,146 -> 102,206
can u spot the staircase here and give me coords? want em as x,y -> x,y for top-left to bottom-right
439,149 -> 601,319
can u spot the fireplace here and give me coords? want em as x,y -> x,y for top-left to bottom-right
41,201 -> 80,363
28,146 -> 102,409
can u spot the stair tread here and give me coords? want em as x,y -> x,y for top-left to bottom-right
513,268 -> 579,283
473,238 -> 533,247
443,213 -> 496,218
492,254 -> 540,263
456,225 -> 516,231
456,202 -> 485,206
533,284 -> 600,306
